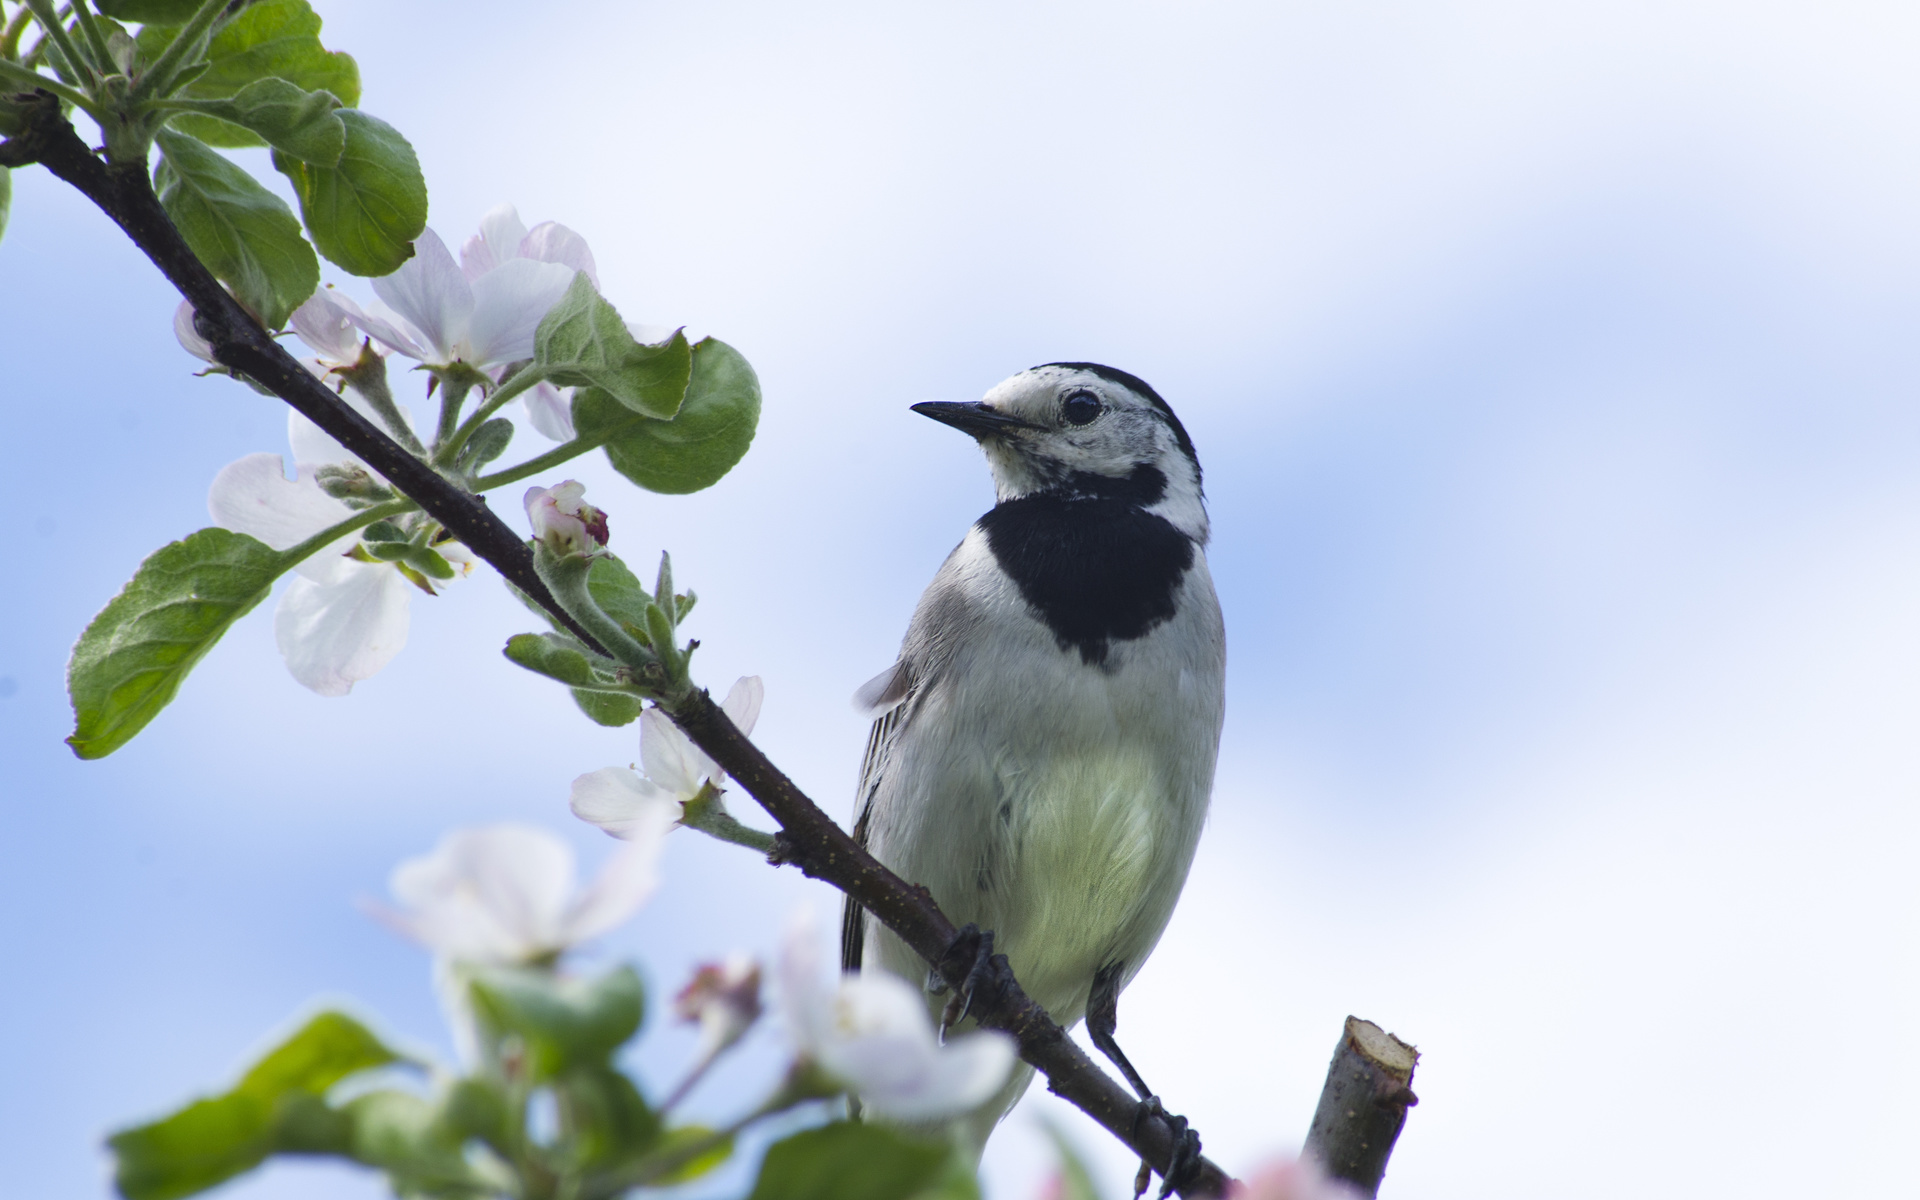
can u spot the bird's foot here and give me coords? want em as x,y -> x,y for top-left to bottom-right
1129,1096 -> 1202,1199
925,923 -> 1010,1042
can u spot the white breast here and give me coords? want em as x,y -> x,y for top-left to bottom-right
862,530 -> 1226,1027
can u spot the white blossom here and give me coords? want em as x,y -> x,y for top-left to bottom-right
376,823 -> 662,966
358,206 -> 586,369
207,399 -> 467,696
778,909 -> 1017,1122
570,677 -> 765,840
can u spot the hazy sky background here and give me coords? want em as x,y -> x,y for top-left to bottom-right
5,1 -> 1919,1197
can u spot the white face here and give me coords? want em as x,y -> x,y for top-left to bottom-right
972,364 -> 1209,541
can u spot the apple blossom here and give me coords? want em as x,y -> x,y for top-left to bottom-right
1226,1157 -> 1365,1200
778,909 -> 1017,1122
375,823 -> 663,966
570,677 -> 765,840
358,207 -> 587,370
524,480 -> 609,557
208,398 -> 469,696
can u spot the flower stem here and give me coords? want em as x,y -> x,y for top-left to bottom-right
432,375 -> 475,453
471,435 -> 605,491
436,365 -> 545,467
337,349 -> 428,457
680,783 -> 777,854
276,497 -> 415,569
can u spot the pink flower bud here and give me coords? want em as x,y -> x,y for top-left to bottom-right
675,955 -> 763,1057
523,480 -> 609,556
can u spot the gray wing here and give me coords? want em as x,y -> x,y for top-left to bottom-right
840,660 -> 915,973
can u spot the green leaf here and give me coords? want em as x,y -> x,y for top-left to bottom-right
586,554 -> 658,642
0,166 -> 11,246
643,1125 -> 735,1185
556,1066 -> 661,1170
908,1155 -> 985,1200
504,632 -> 604,688
534,273 -> 693,417
67,527 -> 290,759
578,337 -> 762,495
437,1077 -> 512,1157
468,965 -> 644,1081
175,77 -> 346,165
273,109 -> 427,276
748,1123 -> 951,1200
97,0 -> 207,22
458,416 -> 515,472
238,1011 -> 399,1097
153,129 -> 319,329
107,1013 -> 396,1200
571,688 -> 644,727
110,1093 -> 272,1200
342,1090 -> 487,1192
138,0 -> 359,144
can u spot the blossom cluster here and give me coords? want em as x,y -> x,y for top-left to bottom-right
177,205 -> 652,696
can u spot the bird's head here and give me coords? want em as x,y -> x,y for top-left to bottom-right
912,363 -> 1208,542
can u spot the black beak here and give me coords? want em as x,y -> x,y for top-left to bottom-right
911,401 -> 1041,439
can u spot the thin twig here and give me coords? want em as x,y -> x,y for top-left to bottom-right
5,95 -> 1234,1198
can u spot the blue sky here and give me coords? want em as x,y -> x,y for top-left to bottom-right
4,2 -> 1918,1196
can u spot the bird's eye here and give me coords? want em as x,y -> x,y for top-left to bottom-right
1061,389 -> 1102,426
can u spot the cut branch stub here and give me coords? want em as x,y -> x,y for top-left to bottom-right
1303,1017 -> 1419,1198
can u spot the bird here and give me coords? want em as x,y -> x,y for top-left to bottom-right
841,362 -> 1226,1185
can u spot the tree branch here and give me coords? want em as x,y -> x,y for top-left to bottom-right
0,91 -> 604,653
1303,1017 -> 1419,1197
7,93 -> 1235,1197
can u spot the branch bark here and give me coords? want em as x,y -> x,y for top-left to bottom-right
1303,1017 -> 1419,1197
8,94 -> 1236,1197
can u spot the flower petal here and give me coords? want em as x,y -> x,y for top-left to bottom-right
564,836 -> 668,945
569,766 -> 678,841
349,299 -> 431,361
208,453 -> 358,582
385,825 -> 571,962
290,288 -> 366,364
274,565 -> 411,696
462,203 -> 529,281
372,228 -> 471,362
174,300 -> 215,363
722,676 -> 764,737
464,257 -> 577,366
453,824 -> 577,955
523,382 -> 577,441
639,708 -> 718,799
519,221 -> 598,289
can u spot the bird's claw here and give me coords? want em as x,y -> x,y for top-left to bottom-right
1128,1096 -> 1202,1199
925,923 -> 1008,1043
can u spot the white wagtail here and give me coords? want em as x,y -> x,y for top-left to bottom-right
842,363 -> 1226,1182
